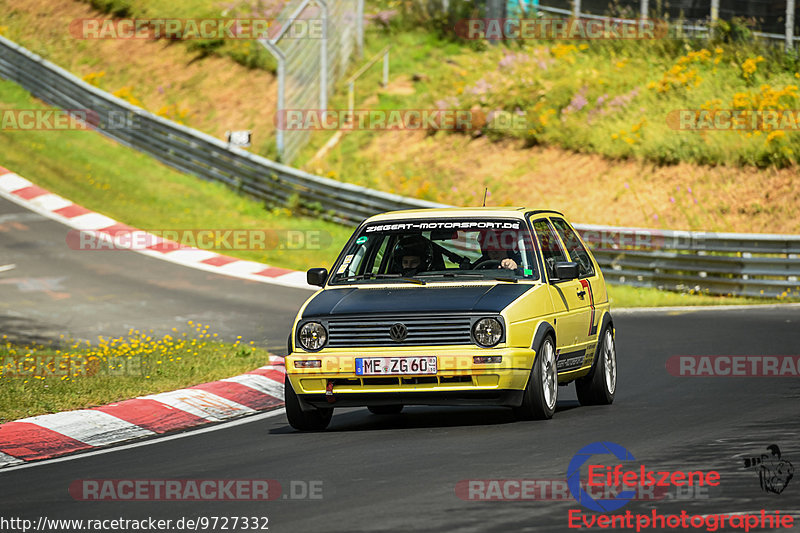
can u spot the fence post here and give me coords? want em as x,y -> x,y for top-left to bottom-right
357,0 -> 364,57
709,0 -> 719,38
787,0 -> 796,52
573,0 -> 581,19
382,49 -> 389,87
640,0 -> 648,19
318,0 -> 329,113
258,39 -> 286,160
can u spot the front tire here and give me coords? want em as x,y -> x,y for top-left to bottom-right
576,325 -> 617,406
514,335 -> 557,420
285,376 -> 333,431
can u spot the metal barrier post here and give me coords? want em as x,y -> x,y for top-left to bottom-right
318,0 -> 329,114
382,50 -> 389,87
259,38 -> 286,159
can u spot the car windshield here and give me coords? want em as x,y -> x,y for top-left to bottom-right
329,218 -> 539,284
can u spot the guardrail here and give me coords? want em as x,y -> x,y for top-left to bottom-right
574,224 -> 800,299
0,35 -> 446,227
1,35 -> 799,298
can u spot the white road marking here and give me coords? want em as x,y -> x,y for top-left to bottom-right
218,260 -> 276,275
67,213 -> 118,230
18,410 -> 155,446
163,249 -> 220,263
28,193 -> 72,211
222,374 -> 285,401
0,452 -> 23,468
0,173 -> 31,192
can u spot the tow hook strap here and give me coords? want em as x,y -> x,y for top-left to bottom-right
325,380 -> 335,403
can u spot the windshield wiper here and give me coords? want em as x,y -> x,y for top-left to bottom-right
417,272 -> 519,283
337,273 -> 426,285
489,275 -> 518,283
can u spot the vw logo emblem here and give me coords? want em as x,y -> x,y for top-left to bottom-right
389,323 -> 408,342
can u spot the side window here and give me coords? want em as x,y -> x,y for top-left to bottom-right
532,219 -> 568,279
551,218 -> 595,278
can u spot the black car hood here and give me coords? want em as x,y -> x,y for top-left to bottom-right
302,284 -> 535,317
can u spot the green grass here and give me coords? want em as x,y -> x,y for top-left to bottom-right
298,27 -> 800,173
0,78 -> 351,271
0,323 -> 275,422
606,284 -> 777,308
74,0 -> 277,71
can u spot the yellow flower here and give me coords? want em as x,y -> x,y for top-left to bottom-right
766,130 -> 785,142
714,47 -> 723,54
551,43 -> 578,62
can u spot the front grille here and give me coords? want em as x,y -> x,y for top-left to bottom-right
326,315 -> 474,348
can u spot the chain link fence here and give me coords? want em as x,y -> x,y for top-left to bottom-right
260,0 -> 363,164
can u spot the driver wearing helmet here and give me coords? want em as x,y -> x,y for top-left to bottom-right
473,229 -> 521,271
391,235 -> 433,277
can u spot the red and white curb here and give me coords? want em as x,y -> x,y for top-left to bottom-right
0,358 -> 286,468
0,166 -> 300,468
0,166 -> 316,291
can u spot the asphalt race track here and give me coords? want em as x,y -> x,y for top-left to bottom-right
0,196 -> 309,353
2,195 -> 800,532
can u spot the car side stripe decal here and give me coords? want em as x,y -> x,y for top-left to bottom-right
579,279 -> 596,337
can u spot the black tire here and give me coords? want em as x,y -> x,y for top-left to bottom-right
285,376 -> 333,431
513,335 -> 557,420
576,325 -> 617,406
368,405 -> 403,415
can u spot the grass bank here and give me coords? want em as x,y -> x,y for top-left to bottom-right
0,322 -> 274,422
0,78 -> 353,271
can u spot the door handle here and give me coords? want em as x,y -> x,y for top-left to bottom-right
576,290 -> 586,298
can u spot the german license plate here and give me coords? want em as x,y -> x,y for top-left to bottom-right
355,356 -> 437,376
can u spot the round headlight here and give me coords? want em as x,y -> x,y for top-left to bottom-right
473,317 -> 503,348
298,322 -> 327,351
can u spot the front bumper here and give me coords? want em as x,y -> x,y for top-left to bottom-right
286,347 -> 535,408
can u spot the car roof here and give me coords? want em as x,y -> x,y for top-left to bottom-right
365,207 -> 565,223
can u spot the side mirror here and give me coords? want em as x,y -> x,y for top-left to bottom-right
553,261 -> 579,281
307,267 -> 328,287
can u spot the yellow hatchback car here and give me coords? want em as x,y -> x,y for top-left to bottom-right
285,207 -> 616,430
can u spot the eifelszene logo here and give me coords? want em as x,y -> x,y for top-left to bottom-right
743,445 -> 794,495
567,441 -> 721,511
